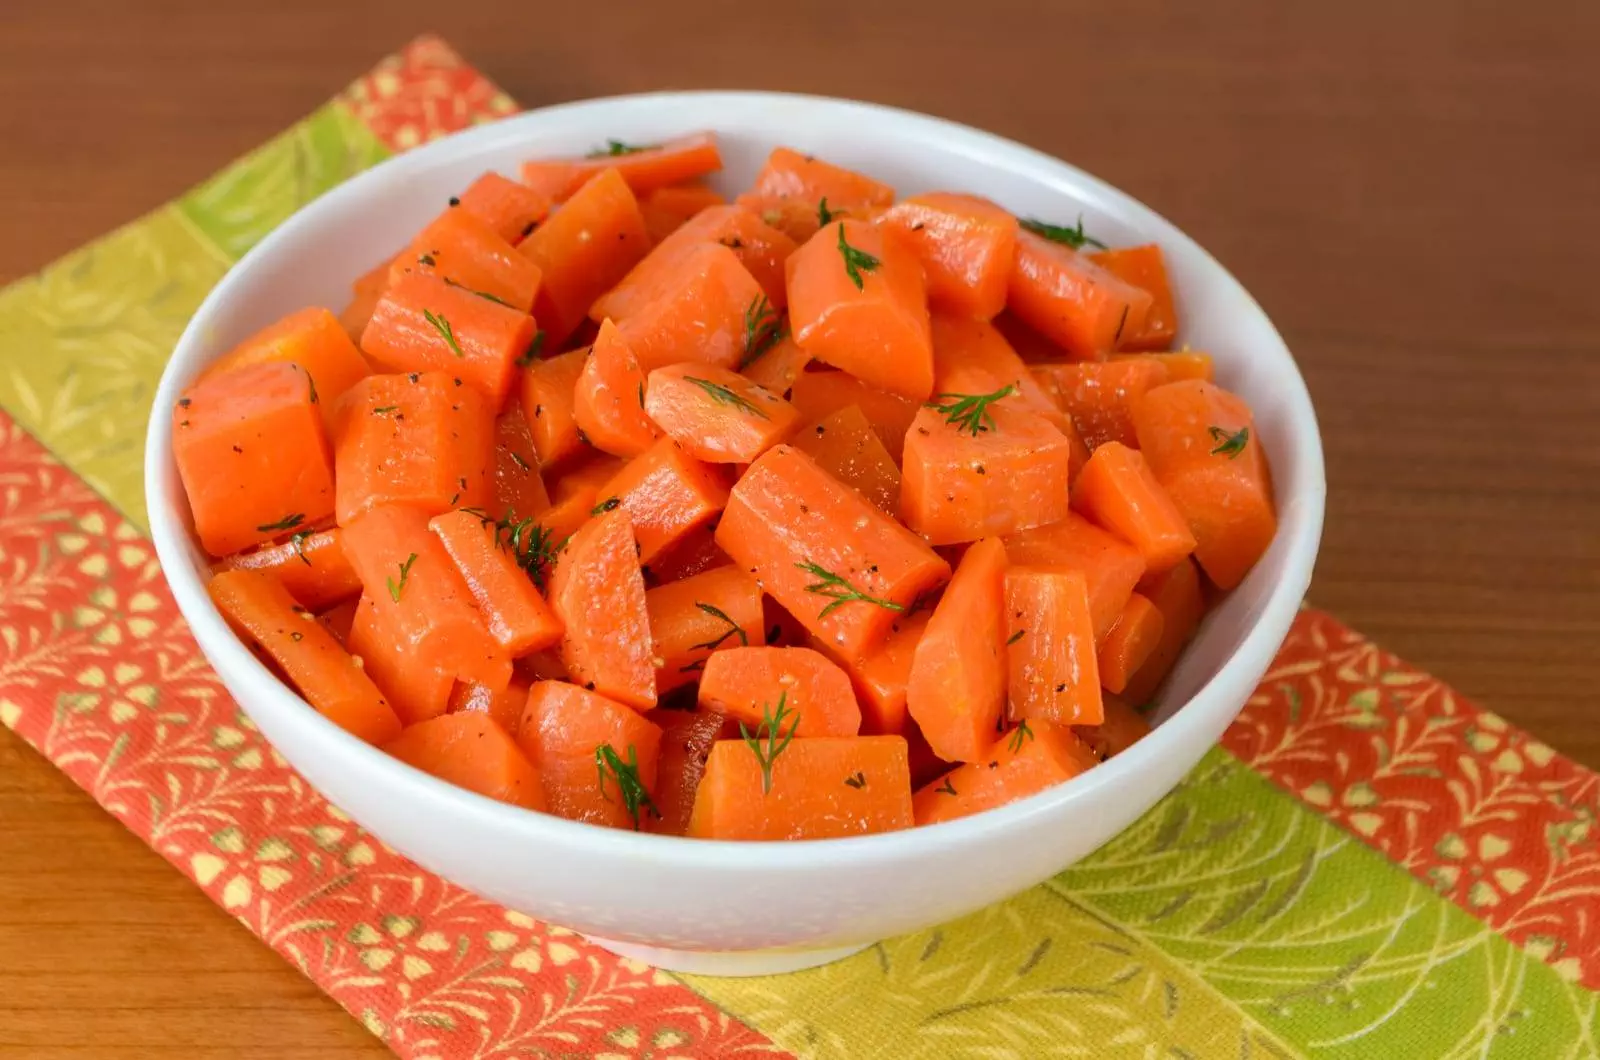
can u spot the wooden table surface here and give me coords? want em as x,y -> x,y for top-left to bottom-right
2,2 -> 1597,1056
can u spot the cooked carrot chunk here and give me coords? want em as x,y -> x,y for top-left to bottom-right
389,206 -> 543,313
455,171 -> 553,245
429,509 -> 563,657
646,708 -> 727,835
788,370 -> 918,464
906,538 -> 1008,762
595,438 -> 729,565
687,736 -> 913,840
517,681 -> 664,829
198,307 -> 370,433
518,349 -> 591,471
1089,244 -> 1177,351
913,720 -> 1098,826
644,362 -> 800,463
640,184 -> 728,242
1072,441 -> 1197,573
1095,592 -> 1165,695
737,147 -> 896,243
789,404 -> 901,516
518,168 -> 650,345
1003,512 -> 1145,645
212,527 -> 360,611
606,243 -> 768,373
877,193 -> 1017,320
645,564 -> 765,695
1076,693 -> 1152,759
1030,359 -> 1170,451
384,712 -> 545,810
1122,556 -> 1206,705
698,646 -> 862,737
572,319 -> 659,458
739,331 -> 812,396
829,610 -> 929,737
521,132 -> 722,203
493,403 -> 550,525
546,509 -> 656,710
1009,230 -> 1153,359
448,675 -> 531,736
1005,566 -> 1104,727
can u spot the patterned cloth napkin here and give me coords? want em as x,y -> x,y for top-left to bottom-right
0,36 -> 1594,1060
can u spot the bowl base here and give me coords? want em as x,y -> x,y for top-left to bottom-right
583,936 -> 870,977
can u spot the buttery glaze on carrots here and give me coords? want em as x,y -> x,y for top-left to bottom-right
177,133 -> 1276,839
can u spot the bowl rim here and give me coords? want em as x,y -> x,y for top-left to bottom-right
144,88 -> 1326,869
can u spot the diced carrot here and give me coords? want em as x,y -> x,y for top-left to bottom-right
521,132 -> 722,204
739,331 -> 811,395
1096,592 -> 1164,695
537,451 -> 626,542
644,362 -> 800,462
519,349 -> 591,471
1076,694 -> 1152,759
901,403 -> 1073,545
993,309 -> 1070,364
341,254 -> 400,340
1131,380 -> 1275,590
763,595 -> 810,649
332,371 -> 493,526
786,220 -> 933,402
906,538 -> 1008,762
517,681 -> 664,829
1122,556 -> 1205,705
929,312 -> 1073,435
645,565 -> 765,695
456,172 -> 553,245
645,708 -> 727,835
698,646 -> 862,737
877,193 -> 1017,320
1003,513 -> 1146,644
1072,441 -> 1197,572
912,720 -> 1098,826
1008,231 -> 1154,359
594,438 -> 728,565
789,404 -> 901,516
173,361 -> 335,558
212,527 -> 361,611
429,509 -> 563,656
607,244 -> 768,373
716,445 -> 949,664
1089,244 -> 1177,351
516,648 -> 569,685
390,208 -> 543,314
546,509 -> 656,710
347,593 -> 457,726
572,319 -> 659,458
905,719 -> 955,790
687,735 -> 913,840
736,147 -> 896,244
788,370 -> 918,464
199,307 -> 371,433
1112,350 -> 1214,383
597,205 -> 797,321
318,597 -> 360,646
644,524 -> 731,585
640,183 -> 727,242
383,712 -> 545,810
493,404 -> 550,525
208,569 -> 400,744
518,168 -> 650,345
828,610 -> 928,737
1005,566 -> 1104,726
448,675 -> 531,736
1030,359 -> 1170,451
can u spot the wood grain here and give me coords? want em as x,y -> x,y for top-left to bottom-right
1,1 -> 1597,1055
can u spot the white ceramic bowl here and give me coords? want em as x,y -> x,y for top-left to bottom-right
145,91 -> 1324,977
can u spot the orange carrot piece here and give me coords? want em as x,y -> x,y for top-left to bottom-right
493,403 -> 551,525
1089,244 -> 1177,351
212,527 -> 360,611
429,509 -> 563,656
1002,513 -> 1146,644
547,509 -> 656,710
716,445 -> 949,664
644,362 -> 800,463
456,172 -> 553,245
645,708 -> 727,835
645,565 -> 765,695
572,319 -> 660,458
1096,592 -> 1165,695
786,220 -> 934,402
318,597 -> 360,646
832,611 -> 929,737
537,451 -> 626,542
877,193 -> 1017,320
594,438 -> 729,565
1131,380 -> 1275,590
607,244 -> 768,373
518,168 -> 650,345
1076,693 -> 1152,759
597,205 -> 797,320
173,361 -> 335,558
913,720 -> 1098,826
736,147 -> 896,244
519,349 -> 591,471
993,309 -> 1071,364
738,331 -> 811,395
1112,350 -> 1214,383
341,254 -> 399,340
1005,566 -> 1104,727
788,369 -> 918,463
449,676 -> 531,736
687,736 -> 913,840
517,681 -> 664,829
208,569 -> 401,744
698,646 -> 862,737
1072,441 -> 1197,572
640,183 -> 727,242
906,538 -> 1008,762
1030,359 -> 1171,451
346,593 -> 457,725
930,312 -> 1073,434
1008,230 -> 1154,359
516,648 -> 569,685
645,524 -> 732,586
389,207 -> 543,314
383,712 -> 545,810
1122,557 -> 1205,704
199,307 -> 371,432
788,404 -> 901,516
521,132 -> 722,204
332,371 -> 493,526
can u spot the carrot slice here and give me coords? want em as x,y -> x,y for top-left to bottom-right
208,569 -> 400,744
360,271 -> 536,408
347,593 -> 457,725
645,708 -> 727,835
389,206 -> 543,313
332,371 -> 493,526
199,307 -> 371,432
517,168 -> 650,345
913,720 -> 1098,826
901,402 -> 1073,545
906,538 -> 1008,762
493,403 -> 550,525
716,445 -> 950,664
738,331 -> 811,396
606,244 -> 768,374
930,312 -> 1073,435
788,404 -> 901,517
572,319 -> 659,458
518,348 -> 591,471
517,681 -> 664,829
429,509 -> 563,656
1096,592 -> 1165,695
456,172 -> 553,245
1089,244 -> 1177,351
787,219 -> 933,402
687,736 -> 913,840
645,565 -> 765,695
1112,350 -> 1214,383
1122,556 -> 1206,705
593,438 -> 728,565
640,184 -> 727,242
1077,693 -> 1152,760
521,132 -> 722,204
597,205 -> 797,320
1072,441 -> 1197,573
516,648 -> 569,685
992,309 -> 1070,364
383,712 -> 545,810
547,509 -> 656,710
1030,359 -> 1171,451
318,597 -> 360,646
174,361 -> 335,558
1008,230 -> 1154,359
537,451 -> 626,542
788,370 -> 918,464
644,362 -> 800,463
448,675 -> 531,736
877,193 -> 1018,320
1131,380 -> 1275,590
212,527 -> 361,611
1005,566 -> 1104,727
1002,512 -> 1146,644
698,646 -> 862,737
341,254 -> 399,340
830,610 -> 929,736
736,147 -> 896,244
